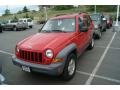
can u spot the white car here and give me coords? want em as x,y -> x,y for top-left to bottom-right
18,18 -> 34,28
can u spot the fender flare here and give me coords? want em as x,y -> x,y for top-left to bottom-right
55,43 -> 77,62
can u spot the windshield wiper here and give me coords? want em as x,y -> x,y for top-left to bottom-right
41,30 -> 51,33
51,30 -> 67,33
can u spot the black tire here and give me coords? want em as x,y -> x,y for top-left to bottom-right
88,38 -> 94,50
29,26 -> 32,28
62,53 -> 77,80
94,30 -> 101,39
110,24 -> 112,27
107,25 -> 110,29
103,28 -> 106,32
0,30 -> 2,33
97,31 -> 102,39
13,26 -> 17,31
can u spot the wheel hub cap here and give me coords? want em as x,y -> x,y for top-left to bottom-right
68,59 -> 75,75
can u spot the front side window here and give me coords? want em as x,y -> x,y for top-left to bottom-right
41,18 -> 75,32
78,17 -> 87,30
11,20 -> 18,23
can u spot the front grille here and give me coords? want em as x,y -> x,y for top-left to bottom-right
19,50 -> 42,63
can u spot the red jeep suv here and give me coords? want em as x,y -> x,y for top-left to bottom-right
12,13 -> 94,80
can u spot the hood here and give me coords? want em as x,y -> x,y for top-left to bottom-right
18,32 -> 75,51
93,20 -> 100,26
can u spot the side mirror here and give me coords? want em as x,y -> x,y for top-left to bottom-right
80,26 -> 88,32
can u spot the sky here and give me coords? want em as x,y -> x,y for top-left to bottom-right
0,5 -> 39,16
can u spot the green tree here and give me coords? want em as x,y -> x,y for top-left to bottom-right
3,9 -> 11,16
13,16 -> 18,21
22,6 -> 29,13
53,5 -> 74,10
17,10 -> 22,14
87,5 -> 116,12
24,13 -> 29,18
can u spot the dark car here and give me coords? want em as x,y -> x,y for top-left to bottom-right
115,15 -> 120,21
105,15 -> 113,29
0,20 -> 6,33
90,13 -> 107,39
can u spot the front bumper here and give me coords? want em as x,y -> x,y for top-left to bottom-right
12,56 -> 65,76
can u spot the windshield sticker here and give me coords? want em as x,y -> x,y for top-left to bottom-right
72,22 -> 75,26
58,20 -> 62,26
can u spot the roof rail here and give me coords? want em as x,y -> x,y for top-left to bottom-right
79,12 -> 88,14
55,14 -> 67,17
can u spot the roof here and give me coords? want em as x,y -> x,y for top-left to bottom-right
51,12 -> 88,20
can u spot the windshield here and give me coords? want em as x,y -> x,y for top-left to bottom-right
90,14 -> 100,21
41,18 -> 75,32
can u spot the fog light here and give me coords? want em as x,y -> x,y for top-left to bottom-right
52,58 -> 63,63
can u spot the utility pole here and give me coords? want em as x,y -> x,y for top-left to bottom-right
43,7 -> 48,21
94,5 -> 96,14
115,5 -> 119,26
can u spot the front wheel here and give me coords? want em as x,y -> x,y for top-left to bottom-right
13,26 -> 17,31
88,38 -> 94,50
62,53 -> 77,80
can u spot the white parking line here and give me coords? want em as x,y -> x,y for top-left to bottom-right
96,46 -> 120,50
76,70 -> 120,84
85,32 -> 117,85
0,50 -> 14,56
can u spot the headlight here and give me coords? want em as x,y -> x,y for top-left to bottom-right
16,47 -> 19,52
45,49 -> 53,58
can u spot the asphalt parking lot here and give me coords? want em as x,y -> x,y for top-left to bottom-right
0,24 -> 120,85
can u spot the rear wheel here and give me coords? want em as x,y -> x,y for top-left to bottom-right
97,30 -> 102,39
103,27 -> 106,32
107,24 -> 110,29
29,26 -> 32,28
110,24 -> 112,27
88,38 -> 94,50
62,53 -> 77,80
